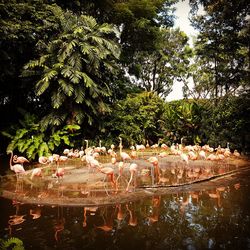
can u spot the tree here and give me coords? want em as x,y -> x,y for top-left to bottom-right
103,91 -> 166,146
190,0 -> 250,101
162,99 -> 205,144
0,0 -> 61,126
128,28 -> 193,97
23,6 -> 121,128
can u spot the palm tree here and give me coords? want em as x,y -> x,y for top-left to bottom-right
24,6 -> 120,128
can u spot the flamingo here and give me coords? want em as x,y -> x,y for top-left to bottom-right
58,155 -> 68,165
199,150 -> 206,160
13,154 -> 29,165
130,148 -> 137,159
55,168 -> 65,179
147,156 -> 161,185
97,165 -> 117,191
8,151 -> 26,176
38,156 -> 48,164
233,150 -> 240,157
126,163 -> 138,192
180,153 -> 189,165
30,167 -> 42,179
119,137 -> 131,162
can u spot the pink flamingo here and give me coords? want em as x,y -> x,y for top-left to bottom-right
147,156 -> 160,185
30,167 -> 42,179
126,163 -> 138,192
55,167 -> 65,179
13,154 -> 29,165
38,156 -> 48,164
180,153 -> 189,165
97,165 -> 117,191
119,137 -> 131,162
8,151 -> 26,176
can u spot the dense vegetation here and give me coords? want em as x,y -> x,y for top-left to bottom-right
0,0 -> 249,161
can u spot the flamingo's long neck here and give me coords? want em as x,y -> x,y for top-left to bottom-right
9,151 -> 14,171
119,139 -> 122,154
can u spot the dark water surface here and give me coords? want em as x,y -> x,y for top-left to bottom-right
1,167 -> 250,250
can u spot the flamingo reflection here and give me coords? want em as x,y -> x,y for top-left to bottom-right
126,203 -> 138,227
95,207 -> 114,233
30,205 -> 42,219
147,196 -> 161,224
8,201 -> 26,235
82,206 -> 98,227
53,206 -> 65,242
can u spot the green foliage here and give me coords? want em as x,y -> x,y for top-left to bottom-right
23,5 -> 121,128
190,0 -> 249,99
0,237 -> 24,250
202,93 -> 250,151
129,28 -> 193,97
162,99 -> 205,144
1,110 -> 80,160
103,91 -> 166,146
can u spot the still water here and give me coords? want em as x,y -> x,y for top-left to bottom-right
1,167 -> 250,250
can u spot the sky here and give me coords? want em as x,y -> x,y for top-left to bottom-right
166,0 -> 197,101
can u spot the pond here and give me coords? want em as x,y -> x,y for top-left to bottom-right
0,153 -> 250,249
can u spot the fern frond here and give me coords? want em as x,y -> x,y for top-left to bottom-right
74,86 -> 85,103
58,79 -> 74,96
51,91 -> 65,109
35,78 -> 50,95
79,72 -> 95,88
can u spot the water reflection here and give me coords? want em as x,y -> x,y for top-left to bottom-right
1,174 -> 250,249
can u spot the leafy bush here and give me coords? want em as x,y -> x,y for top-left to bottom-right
1,109 -> 80,160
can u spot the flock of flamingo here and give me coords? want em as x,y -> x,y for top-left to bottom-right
7,138 -> 242,193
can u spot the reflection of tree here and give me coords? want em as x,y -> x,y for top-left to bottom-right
2,179 -> 250,249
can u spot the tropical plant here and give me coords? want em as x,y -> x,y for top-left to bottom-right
103,91 -> 166,146
1,109 -> 80,160
202,93 -> 250,151
23,5 -> 121,128
162,100 -> 205,144
0,237 -> 24,250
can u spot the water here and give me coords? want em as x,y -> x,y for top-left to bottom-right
1,152 -> 250,250
1,168 -> 250,250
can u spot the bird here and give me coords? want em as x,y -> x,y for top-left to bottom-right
30,167 -> 42,179
13,154 -> 29,165
38,156 -> 48,165
97,165 -> 117,191
233,150 -> 240,157
147,156 -> 161,185
180,153 -> 189,165
126,163 -> 138,192
8,151 -> 26,176
119,137 -> 131,162
199,150 -> 206,160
